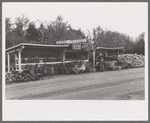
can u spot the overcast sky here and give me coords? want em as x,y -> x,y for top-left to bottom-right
3,2 -> 148,40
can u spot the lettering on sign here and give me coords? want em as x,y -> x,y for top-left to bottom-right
56,39 -> 86,45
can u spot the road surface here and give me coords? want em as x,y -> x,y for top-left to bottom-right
5,67 -> 145,100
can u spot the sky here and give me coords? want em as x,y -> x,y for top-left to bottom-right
3,2 -> 148,40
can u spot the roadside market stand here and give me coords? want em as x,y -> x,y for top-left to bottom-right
96,46 -> 124,60
95,47 -> 124,70
6,39 -> 124,74
6,39 -> 93,73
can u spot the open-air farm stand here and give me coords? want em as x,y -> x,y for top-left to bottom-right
5,39 -> 145,83
96,47 -> 124,60
95,47 -> 124,71
5,39 -> 93,82
6,39 -> 91,73
6,43 -> 70,72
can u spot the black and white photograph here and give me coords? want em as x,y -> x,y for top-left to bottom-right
2,2 -> 148,121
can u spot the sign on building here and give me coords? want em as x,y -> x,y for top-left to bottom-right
56,39 -> 86,45
71,44 -> 97,51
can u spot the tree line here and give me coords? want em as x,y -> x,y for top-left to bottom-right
6,15 -> 144,55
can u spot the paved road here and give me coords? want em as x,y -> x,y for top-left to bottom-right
5,68 -> 145,100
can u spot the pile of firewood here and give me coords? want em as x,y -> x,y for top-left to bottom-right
118,54 -> 145,68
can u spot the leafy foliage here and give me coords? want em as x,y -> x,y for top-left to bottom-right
47,15 -> 85,44
14,15 -> 30,43
5,15 -> 144,56
6,17 -> 28,48
26,22 -> 39,42
6,15 -> 86,46
133,32 -> 145,55
93,26 -> 145,55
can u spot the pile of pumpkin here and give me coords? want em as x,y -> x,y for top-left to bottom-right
5,61 -> 95,83
24,62 -> 94,75
118,54 -> 145,68
70,61 -> 95,74
5,73 -> 40,84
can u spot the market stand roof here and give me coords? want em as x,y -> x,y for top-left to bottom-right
97,47 -> 124,51
6,43 -> 70,52
6,43 -> 124,53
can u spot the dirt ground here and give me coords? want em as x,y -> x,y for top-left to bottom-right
116,90 -> 144,100
5,67 -> 145,100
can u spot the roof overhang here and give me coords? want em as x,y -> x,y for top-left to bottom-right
6,43 -> 70,52
97,47 -> 124,51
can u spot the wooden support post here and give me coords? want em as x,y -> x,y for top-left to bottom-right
18,52 -> 22,70
15,53 -> 17,69
106,51 -> 108,57
7,53 -> 10,73
87,52 -> 89,62
62,49 -> 65,64
117,49 -> 119,60
93,51 -> 95,67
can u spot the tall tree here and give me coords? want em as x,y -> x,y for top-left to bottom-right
14,15 -> 30,43
37,23 -> 48,44
93,26 -> 134,47
133,32 -> 145,55
5,18 -> 11,34
47,15 -> 85,44
5,18 -> 19,48
6,18 -> 12,48
26,22 -> 39,43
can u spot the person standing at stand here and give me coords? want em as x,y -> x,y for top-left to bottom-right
97,53 -> 105,72
99,57 -> 105,72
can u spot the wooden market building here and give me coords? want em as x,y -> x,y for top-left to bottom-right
5,42 -> 90,73
96,46 -> 124,59
5,39 -> 124,73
